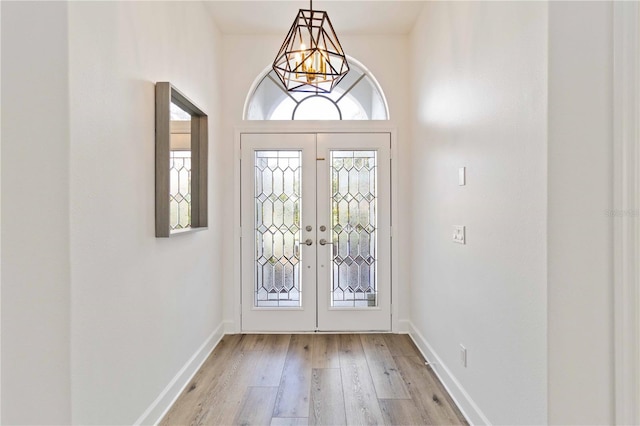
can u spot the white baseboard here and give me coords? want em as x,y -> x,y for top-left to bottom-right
134,322 -> 226,426
407,321 -> 490,426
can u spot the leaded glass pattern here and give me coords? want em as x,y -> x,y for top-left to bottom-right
169,150 -> 191,230
330,150 -> 378,307
255,151 -> 302,307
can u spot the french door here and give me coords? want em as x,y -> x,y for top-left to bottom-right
241,133 -> 391,332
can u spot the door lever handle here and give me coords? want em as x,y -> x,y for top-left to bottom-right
304,238 -> 313,246
319,239 -> 333,246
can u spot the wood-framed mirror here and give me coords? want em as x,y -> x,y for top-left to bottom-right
155,82 -> 208,237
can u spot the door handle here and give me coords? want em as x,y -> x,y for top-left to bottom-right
319,239 -> 333,246
296,239 -> 313,257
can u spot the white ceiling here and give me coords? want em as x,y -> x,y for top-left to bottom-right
204,1 -> 426,35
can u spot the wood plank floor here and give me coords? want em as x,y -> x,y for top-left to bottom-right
160,334 -> 467,426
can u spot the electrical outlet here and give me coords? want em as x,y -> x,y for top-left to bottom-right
452,225 -> 466,244
460,344 -> 467,368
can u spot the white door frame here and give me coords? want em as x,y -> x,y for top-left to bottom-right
232,121 -> 399,333
613,2 -> 640,424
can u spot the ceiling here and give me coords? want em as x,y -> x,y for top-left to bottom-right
204,1 -> 425,35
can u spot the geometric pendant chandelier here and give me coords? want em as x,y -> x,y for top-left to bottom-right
272,0 -> 349,93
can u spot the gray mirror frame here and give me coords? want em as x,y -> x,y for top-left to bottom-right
155,82 -> 208,237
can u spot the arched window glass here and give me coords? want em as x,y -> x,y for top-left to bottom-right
244,57 -> 389,120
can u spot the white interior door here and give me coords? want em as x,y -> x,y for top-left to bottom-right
241,132 -> 390,332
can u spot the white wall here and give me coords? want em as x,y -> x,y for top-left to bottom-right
547,2 -> 615,424
221,34 -> 412,331
409,2 -> 548,424
66,2 -> 223,424
0,3 -> 3,421
1,2 -> 72,424
2,2 -> 226,422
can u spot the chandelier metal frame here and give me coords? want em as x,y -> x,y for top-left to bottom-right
272,1 -> 349,93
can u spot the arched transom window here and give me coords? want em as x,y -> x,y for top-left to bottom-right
244,57 -> 389,120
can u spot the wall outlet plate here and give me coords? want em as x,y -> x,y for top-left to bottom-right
453,225 -> 466,244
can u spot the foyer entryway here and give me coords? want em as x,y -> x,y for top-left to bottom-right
240,133 -> 391,332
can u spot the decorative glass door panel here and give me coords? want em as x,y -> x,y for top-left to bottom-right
242,133 -> 390,332
254,151 -> 302,307
330,150 -> 378,308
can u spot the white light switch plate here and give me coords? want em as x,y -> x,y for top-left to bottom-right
453,225 -> 466,244
458,167 -> 466,186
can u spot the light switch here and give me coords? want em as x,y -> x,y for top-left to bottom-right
458,167 -> 466,186
452,225 -> 466,244
460,344 -> 467,367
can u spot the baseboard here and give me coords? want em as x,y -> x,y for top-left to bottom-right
407,321 -> 491,426
134,322 -> 226,426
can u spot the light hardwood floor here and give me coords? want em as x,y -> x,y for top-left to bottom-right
160,334 -> 467,426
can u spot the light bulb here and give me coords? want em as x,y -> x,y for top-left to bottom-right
295,53 -> 301,78
300,42 -> 307,73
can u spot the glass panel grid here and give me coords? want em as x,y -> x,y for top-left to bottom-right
254,151 -> 302,307
169,150 -> 191,230
330,150 -> 378,308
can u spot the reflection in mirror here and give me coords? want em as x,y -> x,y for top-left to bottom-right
155,82 -> 208,237
169,102 -> 192,230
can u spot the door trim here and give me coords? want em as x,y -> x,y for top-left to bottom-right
233,122 -> 399,333
613,3 -> 640,424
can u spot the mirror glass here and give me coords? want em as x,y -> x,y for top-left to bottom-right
155,82 -> 207,237
169,102 -> 192,230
